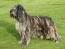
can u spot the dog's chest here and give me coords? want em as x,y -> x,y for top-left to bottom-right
15,21 -> 27,31
15,22 -> 20,30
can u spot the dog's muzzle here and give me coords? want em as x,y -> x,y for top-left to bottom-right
10,11 -> 16,18
10,13 -> 14,17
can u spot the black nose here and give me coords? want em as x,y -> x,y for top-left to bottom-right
10,13 -> 14,17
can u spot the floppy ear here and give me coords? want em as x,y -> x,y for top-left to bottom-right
17,4 -> 24,12
17,4 -> 27,16
16,5 -> 23,17
18,5 -> 27,16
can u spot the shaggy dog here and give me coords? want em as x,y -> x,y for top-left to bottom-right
10,4 -> 61,46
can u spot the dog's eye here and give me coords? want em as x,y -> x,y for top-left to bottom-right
13,9 -> 16,12
10,9 -> 16,13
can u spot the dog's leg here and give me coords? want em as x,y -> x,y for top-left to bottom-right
40,35 -> 44,39
40,33 -> 47,40
18,31 -> 22,44
55,33 -> 61,43
22,27 -> 30,46
46,32 -> 51,39
18,23 -> 27,45
50,26 -> 56,40
15,22 -> 22,44
54,26 -> 61,43
26,26 -> 30,46
40,29 -> 47,39
24,27 -> 30,46
50,26 -> 61,43
21,31 -> 25,45
25,32 -> 30,46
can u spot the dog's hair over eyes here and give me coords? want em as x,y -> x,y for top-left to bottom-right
10,4 -> 27,20
10,4 -> 61,46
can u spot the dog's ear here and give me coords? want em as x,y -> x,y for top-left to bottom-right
17,4 -> 27,16
17,4 -> 24,11
16,4 -> 22,17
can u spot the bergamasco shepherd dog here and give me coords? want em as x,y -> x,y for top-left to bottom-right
10,4 -> 61,46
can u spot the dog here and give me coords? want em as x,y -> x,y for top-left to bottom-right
10,4 -> 61,46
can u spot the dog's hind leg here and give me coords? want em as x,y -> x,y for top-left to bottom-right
50,26 -> 61,43
55,32 -> 61,43
54,27 -> 61,43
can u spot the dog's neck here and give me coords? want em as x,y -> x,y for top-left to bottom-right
17,10 -> 29,23
17,14 -> 27,23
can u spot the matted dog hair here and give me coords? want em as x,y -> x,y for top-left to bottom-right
10,4 -> 61,46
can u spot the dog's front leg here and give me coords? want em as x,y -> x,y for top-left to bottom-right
18,23 -> 26,44
22,26 -> 30,46
18,31 -> 22,44
15,22 -> 22,44
19,24 -> 30,46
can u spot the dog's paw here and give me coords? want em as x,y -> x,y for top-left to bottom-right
40,35 -> 43,40
56,41 -> 60,43
18,40 -> 22,44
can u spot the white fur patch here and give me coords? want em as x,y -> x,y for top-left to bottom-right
15,21 -> 19,30
15,21 -> 26,36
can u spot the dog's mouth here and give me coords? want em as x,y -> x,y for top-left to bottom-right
10,14 -> 14,17
10,13 -> 16,18
10,14 -> 14,18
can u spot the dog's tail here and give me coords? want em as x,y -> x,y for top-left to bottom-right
54,26 -> 61,43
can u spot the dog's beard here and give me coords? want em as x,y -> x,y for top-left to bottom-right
10,13 -> 17,18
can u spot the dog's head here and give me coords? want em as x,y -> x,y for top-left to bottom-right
10,4 -> 26,19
